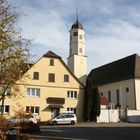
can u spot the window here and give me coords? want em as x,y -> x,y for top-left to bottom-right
27,88 -> 40,97
108,91 -> 111,102
64,75 -> 69,82
125,87 -> 129,93
67,91 -> 77,99
33,72 -> 39,80
67,108 -> 76,114
100,92 -> 103,96
79,48 -> 82,53
50,59 -> 54,66
0,105 -> 9,113
26,106 -> 39,114
116,89 -> 120,105
48,73 -> 55,82
79,35 -> 82,39
73,32 -> 78,36
74,91 -> 77,98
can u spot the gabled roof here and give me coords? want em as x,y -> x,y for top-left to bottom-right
28,51 -> 84,88
89,54 -> 140,86
43,50 -> 61,59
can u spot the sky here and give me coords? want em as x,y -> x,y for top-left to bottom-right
12,0 -> 140,73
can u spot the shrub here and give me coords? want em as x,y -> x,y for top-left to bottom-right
0,115 -> 8,132
20,122 -> 40,133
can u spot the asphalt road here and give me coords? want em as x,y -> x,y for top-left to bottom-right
35,123 -> 140,140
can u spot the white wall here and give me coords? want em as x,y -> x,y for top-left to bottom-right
135,79 -> 140,110
98,79 -> 135,110
97,109 -> 119,123
127,110 -> 140,122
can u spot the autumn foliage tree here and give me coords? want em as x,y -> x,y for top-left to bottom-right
0,0 -> 30,115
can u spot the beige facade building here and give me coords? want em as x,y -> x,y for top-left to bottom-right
0,19 -> 88,122
2,51 -> 85,122
89,54 -> 140,110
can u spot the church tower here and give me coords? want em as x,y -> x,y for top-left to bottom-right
67,19 -> 87,85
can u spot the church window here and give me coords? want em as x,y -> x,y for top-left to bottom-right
100,92 -> 103,96
73,32 -> 78,36
116,89 -> 120,105
108,91 -> 111,102
125,87 -> 129,93
79,35 -> 82,39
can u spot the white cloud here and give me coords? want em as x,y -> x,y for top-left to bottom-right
15,0 -> 140,72
86,19 -> 140,71
19,8 -> 68,48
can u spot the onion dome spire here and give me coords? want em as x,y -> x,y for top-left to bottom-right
71,8 -> 83,30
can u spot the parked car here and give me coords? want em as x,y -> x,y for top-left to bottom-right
49,113 -> 77,125
8,114 -> 38,124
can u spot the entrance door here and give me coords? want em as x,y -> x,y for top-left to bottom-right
52,108 -> 60,118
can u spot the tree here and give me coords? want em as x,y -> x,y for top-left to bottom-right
89,86 -> 100,121
84,76 -> 100,121
0,0 -> 30,115
84,77 -> 93,121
